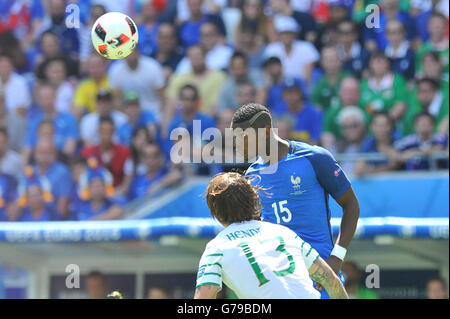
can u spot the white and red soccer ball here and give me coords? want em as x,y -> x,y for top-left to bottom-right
91,12 -> 139,60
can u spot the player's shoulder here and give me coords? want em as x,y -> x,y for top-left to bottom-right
289,140 -> 334,160
203,236 -> 224,253
259,220 -> 297,238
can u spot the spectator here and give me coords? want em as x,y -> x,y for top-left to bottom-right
264,15 -> 320,83
0,82 -> 28,152
178,0 -> 226,48
315,0 -> 352,50
403,78 -> 449,135
216,107 -> 236,170
151,23 -> 185,80
34,30 -> 79,79
86,271 -> 107,299
236,82 -> 257,108
394,112 -> 448,170
342,261 -> 380,299
385,20 -> 416,81
312,45 -> 349,111
217,52 -> 265,111
167,45 -> 227,116
41,57 -> 74,113
176,21 -> 233,74
268,0 -> 317,42
0,0 -> 44,49
360,51 -> 408,122
79,89 -> 128,146
0,30 -> 30,74
0,128 -> 23,182
281,79 -> 322,145
262,56 -> 308,113
167,84 -> 216,140
415,0 -> 448,43
0,172 -> 18,222
78,4 -> 107,68
273,115 -> 295,141
31,139 -> 73,219
23,83 -> 78,163
17,180 -> 60,222
117,91 -> 158,146
336,20 -> 370,78
419,51 -> 448,86
137,0 -> 162,57
416,13 -> 449,75
108,48 -> 165,121
38,0 -> 80,58
81,116 -> 130,187
234,20 -> 266,69
75,160 -> 124,221
354,111 -> 400,177
426,276 -> 448,299
235,0 -> 276,44
363,0 -> 417,51
0,53 -> 31,116
128,142 -> 183,200
334,106 -> 367,173
72,53 -> 110,120
117,126 -> 155,197
147,285 -> 171,299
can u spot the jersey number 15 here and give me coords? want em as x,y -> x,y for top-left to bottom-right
271,200 -> 292,224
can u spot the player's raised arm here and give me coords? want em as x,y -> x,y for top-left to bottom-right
308,257 -> 349,299
194,284 -> 220,299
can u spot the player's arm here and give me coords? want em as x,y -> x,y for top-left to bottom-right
310,147 -> 360,274
194,284 -> 220,299
334,186 -> 360,251
308,257 -> 349,299
194,245 -> 223,299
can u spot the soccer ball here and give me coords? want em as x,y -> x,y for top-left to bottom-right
91,12 -> 139,60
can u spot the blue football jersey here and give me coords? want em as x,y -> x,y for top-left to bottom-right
246,140 -> 351,259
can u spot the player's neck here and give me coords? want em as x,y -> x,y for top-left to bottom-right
261,136 -> 290,165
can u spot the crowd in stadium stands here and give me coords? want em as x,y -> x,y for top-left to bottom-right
0,0 -> 448,222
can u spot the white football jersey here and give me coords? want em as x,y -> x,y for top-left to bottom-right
196,220 -> 321,299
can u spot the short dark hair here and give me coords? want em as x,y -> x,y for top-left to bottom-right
232,103 -> 272,128
422,50 -> 441,63
430,12 -> 448,24
205,172 -> 262,225
87,270 -> 106,281
41,30 -> 59,41
0,52 -> 13,63
178,84 -> 199,100
337,19 -> 356,33
372,111 -> 394,129
417,77 -> 440,90
414,111 -> 435,124
0,127 -> 8,139
241,19 -> 259,34
370,51 -> 389,63
99,115 -> 115,128
231,51 -> 248,64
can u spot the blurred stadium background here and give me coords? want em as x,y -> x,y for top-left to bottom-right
0,0 -> 449,299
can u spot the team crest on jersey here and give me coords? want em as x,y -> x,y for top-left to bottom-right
290,175 -> 305,195
197,267 -> 205,278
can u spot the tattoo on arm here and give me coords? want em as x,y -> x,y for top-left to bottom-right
309,258 -> 349,299
194,284 -> 219,299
